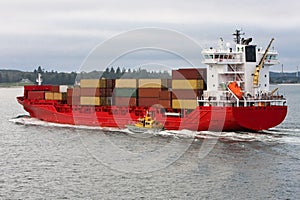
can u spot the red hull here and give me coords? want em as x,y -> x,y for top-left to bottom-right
17,97 -> 287,131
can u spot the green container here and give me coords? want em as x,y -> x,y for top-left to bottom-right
113,88 -> 137,97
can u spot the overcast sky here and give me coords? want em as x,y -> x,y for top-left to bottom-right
0,0 -> 299,72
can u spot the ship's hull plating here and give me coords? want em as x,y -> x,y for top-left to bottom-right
17,98 -> 287,132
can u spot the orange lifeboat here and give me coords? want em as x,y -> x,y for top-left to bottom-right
228,81 -> 243,100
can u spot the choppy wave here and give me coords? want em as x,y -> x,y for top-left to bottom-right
10,115 -> 300,144
9,115 -> 122,132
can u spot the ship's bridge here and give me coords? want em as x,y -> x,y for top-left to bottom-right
202,46 -> 279,66
202,48 -> 243,64
258,48 -> 279,65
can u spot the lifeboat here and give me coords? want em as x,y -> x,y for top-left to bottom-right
228,81 -> 243,100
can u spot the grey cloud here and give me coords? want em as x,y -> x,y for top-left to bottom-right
0,0 -> 299,72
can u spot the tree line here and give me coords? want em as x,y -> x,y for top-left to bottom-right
0,66 -> 171,85
0,66 -> 300,85
3,66 -> 297,85
0,67 -> 77,85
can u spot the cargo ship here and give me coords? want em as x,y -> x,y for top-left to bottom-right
17,30 -> 287,131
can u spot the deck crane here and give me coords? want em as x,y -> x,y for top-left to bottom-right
253,38 -> 274,87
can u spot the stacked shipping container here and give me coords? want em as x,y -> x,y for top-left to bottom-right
79,79 -> 102,105
25,85 -> 68,101
138,79 -> 162,107
113,79 -> 137,106
78,79 -> 115,106
26,68 -> 206,110
172,68 -> 206,109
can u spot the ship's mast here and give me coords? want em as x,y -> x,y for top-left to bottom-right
232,29 -> 245,44
36,73 -> 43,86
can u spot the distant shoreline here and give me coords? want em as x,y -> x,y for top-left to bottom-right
0,82 -> 32,88
277,83 -> 300,86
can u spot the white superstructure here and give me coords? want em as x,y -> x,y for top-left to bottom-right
200,30 -> 281,106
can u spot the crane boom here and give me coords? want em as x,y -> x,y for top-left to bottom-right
253,38 -> 274,86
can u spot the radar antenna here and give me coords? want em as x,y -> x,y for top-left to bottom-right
233,29 -> 245,44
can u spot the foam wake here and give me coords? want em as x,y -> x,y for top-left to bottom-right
10,115 -> 300,144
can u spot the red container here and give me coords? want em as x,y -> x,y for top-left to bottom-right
80,88 -> 101,97
72,87 -> 81,97
27,91 -> 45,100
67,96 -> 72,105
167,79 -> 172,88
67,96 -> 80,105
50,85 -> 60,92
138,88 -> 161,98
25,85 -> 59,92
114,97 -> 137,106
67,88 -> 73,97
196,68 -> 207,81
158,99 -> 172,108
159,90 -> 171,100
105,88 -> 113,97
138,97 -> 159,107
106,79 -> 116,89
172,89 -> 203,99
172,68 -> 206,80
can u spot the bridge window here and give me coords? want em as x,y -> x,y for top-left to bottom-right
204,54 -> 214,59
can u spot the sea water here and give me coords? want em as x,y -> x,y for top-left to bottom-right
0,86 -> 299,199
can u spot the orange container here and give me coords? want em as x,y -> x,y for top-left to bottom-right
159,90 -> 171,99
138,88 -> 161,98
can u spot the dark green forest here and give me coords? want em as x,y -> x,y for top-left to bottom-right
0,66 -> 171,85
1,66 -> 299,85
0,67 -> 77,85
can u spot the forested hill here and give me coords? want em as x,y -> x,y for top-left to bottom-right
0,69 -> 77,85
0,67 -> 171,85
0,67 -> 299,85
270,71 -> 300,83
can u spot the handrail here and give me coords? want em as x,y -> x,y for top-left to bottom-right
197,99 -> 286,107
